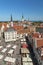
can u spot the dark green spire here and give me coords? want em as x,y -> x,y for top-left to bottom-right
11,15 -> 13,21
21,13 -> 24,21
22,14 -> 24,19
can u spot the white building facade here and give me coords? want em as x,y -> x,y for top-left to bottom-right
4,28 -> 17,42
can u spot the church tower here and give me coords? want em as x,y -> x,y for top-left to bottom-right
10,15 -> 13,27
11,15 -> 12,21
21,14 -> 24,21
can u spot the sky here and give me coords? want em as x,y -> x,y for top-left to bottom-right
0,0 -> 43,21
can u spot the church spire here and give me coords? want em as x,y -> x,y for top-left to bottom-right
21,14 -> 24,21
22,14 -> 24,19
11,14 -> 13,21
10,14 -> 13,27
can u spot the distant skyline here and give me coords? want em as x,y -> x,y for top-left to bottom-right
0,0 -> 43,21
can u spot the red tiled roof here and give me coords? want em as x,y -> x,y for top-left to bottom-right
32,32 -> 39,38
0,23 -> 30,34
22,43 -> 28,48
0,23 -> 8,31
17,29 -> 30,34
32,32 -> 42,38
13,25 -> 24,30
37,39 -> 43,48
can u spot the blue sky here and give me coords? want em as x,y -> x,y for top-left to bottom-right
0,0 -> 43,21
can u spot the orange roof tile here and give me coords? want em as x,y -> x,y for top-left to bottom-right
32,32 -> 40,38
17,29 -> 30,34
13,25 -> 24,30
22,43 -> 28,48
37,39 -> 43,48
0,23 -> 30,34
